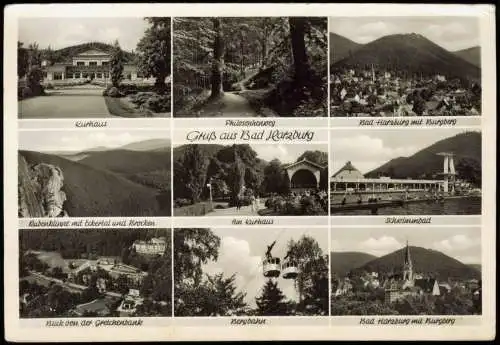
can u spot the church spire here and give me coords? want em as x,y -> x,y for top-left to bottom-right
403,240 -> 413,282
404,240 -> 412,266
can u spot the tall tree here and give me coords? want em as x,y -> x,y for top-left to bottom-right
262,159 -> 289,195
286,235 -> 328,315
210,18 -> 224,99
225,149 -> 246,203
136,17 -> 171,91
289,17 -> 308,84
255,279 -> 291,316
174,228 -> 220,285
17,42 -> 29,78
110,40 -> 125,87
174,145 -> 210,203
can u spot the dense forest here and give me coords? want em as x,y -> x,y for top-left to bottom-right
173,17 -> 327,117
174,228 -> 329,316
19,228 -> 169,260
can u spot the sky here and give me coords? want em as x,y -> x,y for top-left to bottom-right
18,17 -> 149,51
201,227 -> 329,308
18,130 -> 170,152
331,226 -> 481,264
329,17 -> 479,51
330,128 -> 481,176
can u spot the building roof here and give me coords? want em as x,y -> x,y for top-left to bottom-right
332,161 -> 363,178
75,49 -> 111,57
283,159 -> 326,170
414,278 -> 438,293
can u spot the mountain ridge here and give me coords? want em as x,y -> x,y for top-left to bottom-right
352,245 -> 481,281
332,33 -> 481,82
366,131 -> 481,180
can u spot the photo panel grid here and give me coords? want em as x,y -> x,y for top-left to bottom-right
328,16 -> 481,117
17,17 -> 171,119
18,129 -> 172,218
172,143 -> 329,217
329,128 -> 482,216
19,227 -> 173,318
329,226 -> 482,316
173,226 -> 329,317
173,17 -> 328,118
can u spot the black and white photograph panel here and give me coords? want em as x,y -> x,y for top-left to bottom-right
173,17 -> 328,118
330,129 -> 481,215
19,228 -> 172,318
174,227 -> 329,316
18,17 -> 171,119
330,226 -> 482,315
173,144 -> 328,216
329,17 -> 481,117
18,130 -> 171,217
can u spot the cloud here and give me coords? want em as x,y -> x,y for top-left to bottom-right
432,234 -> 480,252
254,144 -> 292,164
19,130 -> 168,152
331,135 -> 418,174
358,236 -> 402,256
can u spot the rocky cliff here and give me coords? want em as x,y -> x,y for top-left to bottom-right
18,154 -> 68,217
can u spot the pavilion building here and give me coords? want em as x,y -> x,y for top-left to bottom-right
42,48 -> 141,83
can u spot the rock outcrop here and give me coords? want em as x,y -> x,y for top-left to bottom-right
18,155 -> 68,217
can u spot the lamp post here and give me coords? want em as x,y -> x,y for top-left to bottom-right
207,179 -> 213,209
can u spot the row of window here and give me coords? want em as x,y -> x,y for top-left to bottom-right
75,61 -> 109,67
52,72 -> 135,80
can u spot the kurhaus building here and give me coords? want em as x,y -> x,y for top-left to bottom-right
42,48 -> 141,82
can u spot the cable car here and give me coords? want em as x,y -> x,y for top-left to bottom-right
281,260 -> 299,279
263,257 -> 281,278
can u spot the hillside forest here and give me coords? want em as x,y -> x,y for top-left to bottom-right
173,144 -> 328,216
18,140 -> 171,217
174,229 -> 329,316
173,17 -> 327,117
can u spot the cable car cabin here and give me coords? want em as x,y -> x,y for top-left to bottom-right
282,260 -> 299,279
263,257 -> 281,278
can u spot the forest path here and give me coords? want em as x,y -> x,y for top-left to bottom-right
220,91 -> 258,116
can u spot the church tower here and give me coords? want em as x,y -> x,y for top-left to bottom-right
403,241 -> 413,283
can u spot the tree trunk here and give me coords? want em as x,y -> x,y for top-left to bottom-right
210,18 -> 224,99
289,17 -> 308,84
261,38 -> 268,69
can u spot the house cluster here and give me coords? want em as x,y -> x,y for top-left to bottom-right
330,68 -> 480,117
333,242 -> 470,304
67,257 -> 148,292
132,237 -> 167,256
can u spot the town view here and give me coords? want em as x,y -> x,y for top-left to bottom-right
330,227 -> 482,315
329,17 -> 481,117
19,228 -> 172,317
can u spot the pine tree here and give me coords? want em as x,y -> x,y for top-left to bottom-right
110,40 -> 124,87
255,279 -> 290,316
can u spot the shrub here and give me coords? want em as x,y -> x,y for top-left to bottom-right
148,94 -> 171,112
174,198 -> 191,208
174,202 -> 213,216
130,92 -> 171,113
106,86 -> 122,98
21,86 -> 33,99
45,83 -> 54,90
